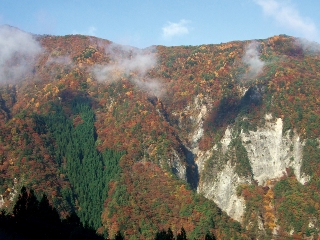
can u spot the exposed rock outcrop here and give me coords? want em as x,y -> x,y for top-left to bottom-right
199,162 -> 249,222
240,116 -> 308,185
193,111 -> 309,222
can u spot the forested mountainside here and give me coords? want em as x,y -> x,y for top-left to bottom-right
0,25 -> 320,239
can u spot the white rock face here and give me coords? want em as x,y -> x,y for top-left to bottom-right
189,96 -> 208,153
196,114 -> 309,223
171,149 -> 187,181
196,148 -> 213,175
240,117 -> 308,185
197,126 -> 249,222
200,162 -> 249,222
0,195 -> 4,208
185,96 -> 248,222
191,105 -> 206,147
172,95 -> 209,182
220,127 -> 233,154
178,95 -> 310,223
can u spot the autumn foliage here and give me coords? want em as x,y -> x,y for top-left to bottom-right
0,32 -> 319,238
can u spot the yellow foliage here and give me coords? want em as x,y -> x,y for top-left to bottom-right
125,91 -> 133,96
53,86 -> 59,94
43,83 -> 53,93
142,110 -> 148,115
263,188 -> 276,232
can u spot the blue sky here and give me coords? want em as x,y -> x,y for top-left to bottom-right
1,0 -> 320,48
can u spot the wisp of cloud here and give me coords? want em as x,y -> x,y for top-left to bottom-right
0,25 -> 42,83
254,0 -> 318,41
162,19 -> 190,40
242,41 -> 265,79
294,37 -> 320,53
92,43 -> 164,97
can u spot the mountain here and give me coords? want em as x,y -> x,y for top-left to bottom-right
0,25 -> 320,239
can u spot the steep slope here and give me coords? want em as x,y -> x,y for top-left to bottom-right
0,25 -> 320,238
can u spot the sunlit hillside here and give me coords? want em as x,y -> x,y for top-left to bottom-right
1,25 -> 320,239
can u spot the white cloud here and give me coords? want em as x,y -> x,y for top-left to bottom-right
242,41 -> 265,78
0,25 -> 42,83
295,38 -> 320,52
92,43 -> 164,97
162,19 -> 191,40
254,0 -> 318,40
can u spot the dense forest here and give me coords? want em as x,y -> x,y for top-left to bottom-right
0,25 -> 320,239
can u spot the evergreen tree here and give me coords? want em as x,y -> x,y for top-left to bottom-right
114,231 -> 124,240
154,228 -> 175,240
2,187 -> 104,239
205,233 -> 216,240
38,194 -> 60,224
176,227 -> 187,240
44,100 -> 124,230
